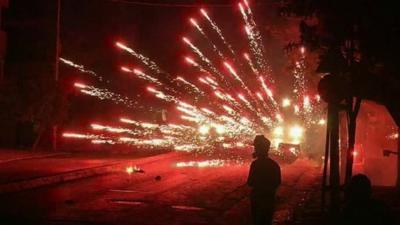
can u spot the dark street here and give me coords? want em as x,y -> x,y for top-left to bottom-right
0,152 -> 319,225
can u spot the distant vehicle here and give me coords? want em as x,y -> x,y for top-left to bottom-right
273,143 -> 300,163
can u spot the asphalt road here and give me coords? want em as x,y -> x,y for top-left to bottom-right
0,152 -> 320,225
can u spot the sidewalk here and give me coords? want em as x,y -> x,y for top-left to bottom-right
0,149 -> 66,164
284,185 -> 400,225
0,149 -> 177,195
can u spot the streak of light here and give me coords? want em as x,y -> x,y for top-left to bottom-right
176,160 -> 224,168
116,42 -> 162,73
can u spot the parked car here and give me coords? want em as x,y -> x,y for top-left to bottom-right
272,143 -> 300,163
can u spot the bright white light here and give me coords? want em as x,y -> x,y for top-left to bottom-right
214,124 -> 225,134
303,96 -> 310,107
318,119 -> 326,125
240,117 -> 250,124
74,82 -> 87,89
300,46 -> 305,54
289,125 -> 303,139
222,143 -> 232,148
236,142 -> 244,147
282,98 -> 291,107
273,127 -> 284,137
294,105 -> 300,114
199,125 -> 210,135
315,94 -> 321,102
126,166 -> 134,174
276,114 -> 283,123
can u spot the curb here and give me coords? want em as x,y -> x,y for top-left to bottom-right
0,152 -> 69,165
0,161 -> 124,195
0,151 -> 183,195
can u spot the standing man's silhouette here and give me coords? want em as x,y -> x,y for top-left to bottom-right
247,135 -> 281,225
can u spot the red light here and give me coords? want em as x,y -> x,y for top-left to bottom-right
115,42 -> 126,49
200,8 -> 207,16
74,82 -> 87,88
182,37 -> 190,44
238,2 -> 244,11
147,87 -> 156,92
121,66 -> 131,72
244,0 -> 250,7
189,18 -> 197,26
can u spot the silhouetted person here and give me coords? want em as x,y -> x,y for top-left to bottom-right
341,174 -> 395,225
247,135 -> 281,225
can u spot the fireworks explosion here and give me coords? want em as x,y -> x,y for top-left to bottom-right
62,1 -> 325,157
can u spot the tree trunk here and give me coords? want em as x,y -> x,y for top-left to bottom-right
345,98 -> 362,184
328,104 -> 340,214
321,118 -> 330,209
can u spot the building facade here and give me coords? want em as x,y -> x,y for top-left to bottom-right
0,0 -> 8,83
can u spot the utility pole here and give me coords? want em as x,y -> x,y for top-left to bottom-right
321,114 -> 330,209
328,104 -> 340,214
318,73 -> 345,215
53,0 -> 61,151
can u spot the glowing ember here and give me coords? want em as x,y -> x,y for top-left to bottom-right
126,166 -> 134,174
318,119 -> 326,125
126,166 -> 144,174
176,160 -> 225,168
282,98 -> 291,107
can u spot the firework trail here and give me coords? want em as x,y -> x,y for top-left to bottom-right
121,67 -> 163,86
243,52 -> 259,75
293,47 -> 306,100
176,159 -> 224,168
62,1 -> 325,154
200,8 -> 236,56
222,61 -> 262,111
91,123 -> 141,135
60,58 -> 106,82
174,76 -> 204,95
239,4 -> 264,70
258,76 -> 278,111
190,18 -> 224,59
182,37 -> 224,79
116,42 -> 163,74
184,56 -> 212,76
74,82 -> 139,108
63,132 -> 102,139
147,87 -> 180,103
223,62 -> 246,88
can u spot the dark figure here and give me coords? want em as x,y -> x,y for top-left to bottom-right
247,135 -> 281,225
341,174 -> 395,225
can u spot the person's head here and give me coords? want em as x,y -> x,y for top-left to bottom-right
345,174 -> 372,203
253,135 -> 271,158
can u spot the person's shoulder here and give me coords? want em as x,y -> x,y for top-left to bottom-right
267,157 -> 280,167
